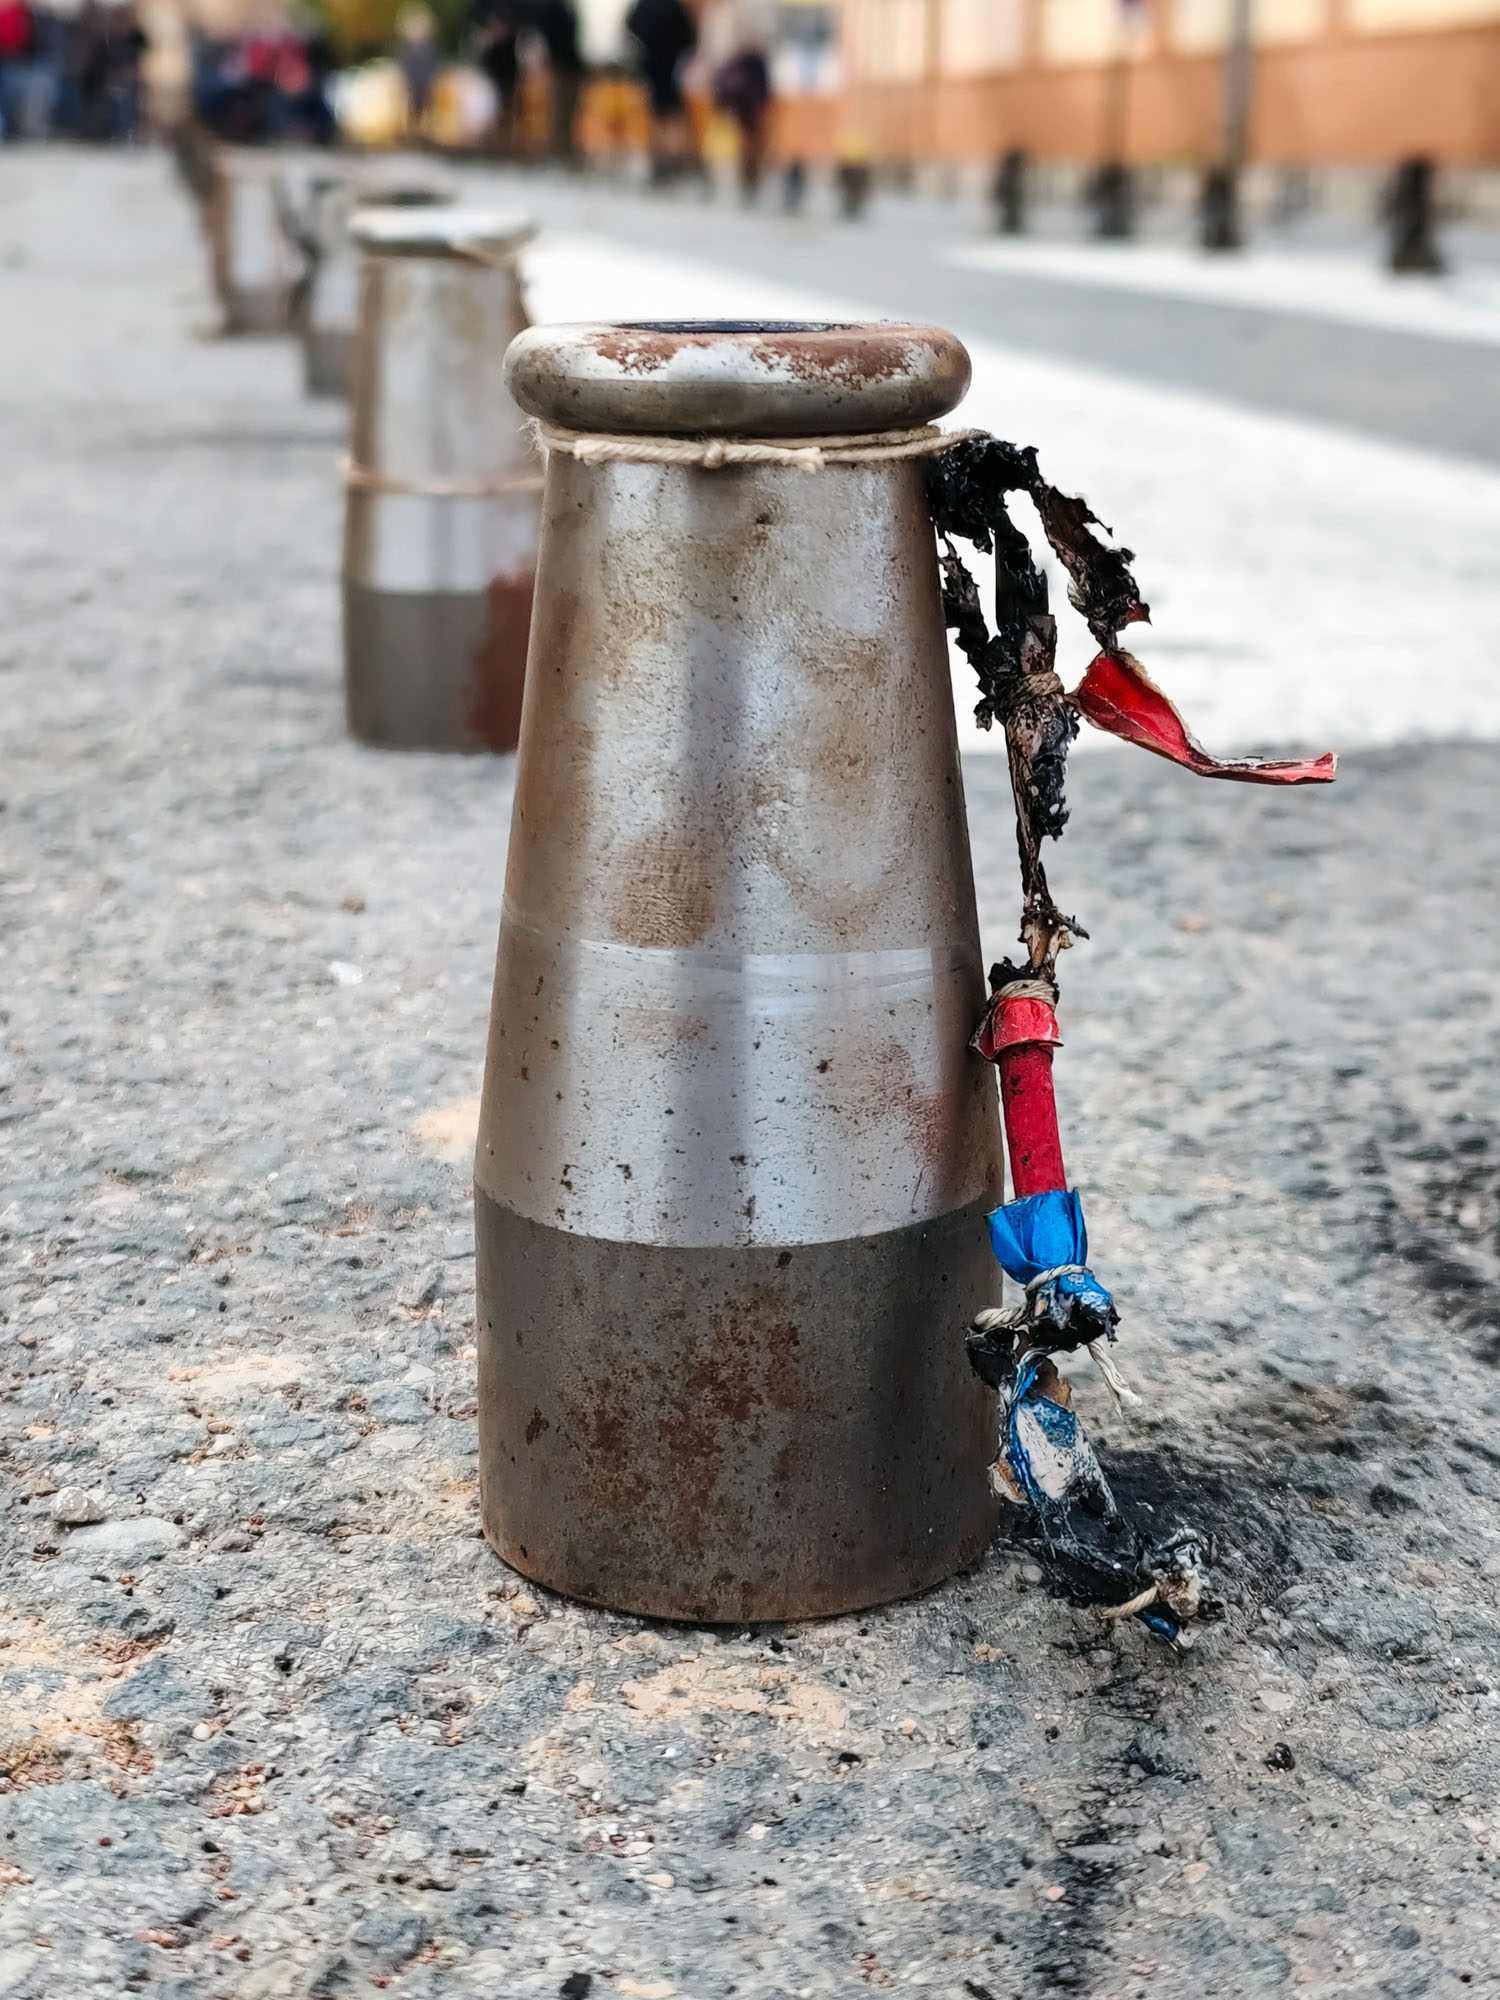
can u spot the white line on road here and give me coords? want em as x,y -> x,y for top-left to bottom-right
943,237 -> 1500,350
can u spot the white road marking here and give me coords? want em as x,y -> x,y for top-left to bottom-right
943,237 -> 1500,351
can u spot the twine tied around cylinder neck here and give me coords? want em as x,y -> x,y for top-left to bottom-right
532,419 -> 988,474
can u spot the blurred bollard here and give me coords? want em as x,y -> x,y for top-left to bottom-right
1386,156 -> 1444,275
207,149 -> 298,336
170,122 -> 217,211
476,320 -> 1003,1620
1087,161 -> 1134,240
836,159 -> 871,220
993,147 -> 1026,235
296,173 -> 455,401
1199,163 -> 1241,252
342,208 -> 540,752
781,158 -> 806,214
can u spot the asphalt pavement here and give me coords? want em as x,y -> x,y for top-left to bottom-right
1,150 -> 1499,2000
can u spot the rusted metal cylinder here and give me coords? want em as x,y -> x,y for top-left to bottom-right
206,149 -> 296,336
341,208 -> 539,753
297,172 -> 456,400
475,322 -> 1004,1622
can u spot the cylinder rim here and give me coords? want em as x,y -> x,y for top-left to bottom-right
349,206 -> 536,257
504,320 -> 972,438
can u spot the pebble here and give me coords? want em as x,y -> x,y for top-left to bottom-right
1258,1688 -> 1299,1715
399,1267 -> 444,1310
50,1485 -> 107,1527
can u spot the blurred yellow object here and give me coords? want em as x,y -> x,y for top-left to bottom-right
332,60 -> 411,149
701,109 -> 739,167
426,66 -> 498,150
578,74 -> 650,159
322,0 -> 407,61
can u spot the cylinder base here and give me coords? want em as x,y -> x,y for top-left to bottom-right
342,574 -> 532,753
475,1189 -> 1000,1623
222,284 -> 289,337
303,327 -> 352,399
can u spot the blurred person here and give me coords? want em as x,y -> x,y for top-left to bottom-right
21,3 -> 68,139
532,0 -> 582,163
238,24 -> 284,139
69,0 -> 116,139
0,0 -> 36,140
625,0 -> 695,184
395,4 -> 437,129
191,30 -> 253,139
281,26 -> 335,145
711,34 -> 769,201
470,0 -> 523,152
104,3 -> 147,141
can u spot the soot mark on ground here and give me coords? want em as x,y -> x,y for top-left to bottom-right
997,1438 -> 1301,1622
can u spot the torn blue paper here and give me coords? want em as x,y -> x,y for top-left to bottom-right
987,1189 -> 1118,1347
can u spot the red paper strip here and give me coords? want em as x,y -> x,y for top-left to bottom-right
1073,651 -> 1338,786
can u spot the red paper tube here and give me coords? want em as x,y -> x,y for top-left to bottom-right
999,1044 -> 1067,1198
972,991 -> 1068,1198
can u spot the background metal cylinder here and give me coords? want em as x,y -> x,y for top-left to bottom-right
475,322 -> 1004,1622
207,149 -> 295,336
296,172 -> 456,400
341,209 -> 539,753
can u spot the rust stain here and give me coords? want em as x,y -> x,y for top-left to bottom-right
552,1284 -> 807,1575
503,582 -> 597,913
585,323 -> 942,392
610,826 -> 716,948
589,327 -> 724,374
748,330 -> 921,387
684,1335 -> 757,1427
656,1405 -> 724,1561
761,1319 -> 804,1412
856,1035 -> 971,1202
466,568 -> 534,753
560,1385 -> 654,1518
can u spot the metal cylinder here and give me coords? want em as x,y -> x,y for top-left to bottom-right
475,322 -> 1004,1622
297,172 -> 456,400
342,208 -> 540,753
206,149 -> 296,336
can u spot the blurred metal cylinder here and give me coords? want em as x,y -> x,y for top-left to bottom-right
342,208 -> 540,753
475,322 -> 1004,1622
296,171 -> 456,400
207,149 -> 296,335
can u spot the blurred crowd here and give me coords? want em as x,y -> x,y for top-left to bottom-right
184,0 -> 780,193
192,24 -> 336,146
0,0 -> 146,142
0,0 -> 786,192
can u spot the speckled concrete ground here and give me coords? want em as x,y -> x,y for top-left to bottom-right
2,151 -> 1500,2000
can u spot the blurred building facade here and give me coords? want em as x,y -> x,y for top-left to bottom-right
779,0 -> 1500,167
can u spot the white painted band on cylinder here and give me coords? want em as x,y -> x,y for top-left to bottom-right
475,905 -> 999,1250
